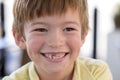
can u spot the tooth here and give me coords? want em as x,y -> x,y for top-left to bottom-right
45,54 -> 65,59
52,56 -> 58,59
52,54 -> 64,59
49,54 -> 52,59
52,56 -> 57,59
45,54 -> 52,59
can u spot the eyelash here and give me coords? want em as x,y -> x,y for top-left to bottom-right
34,28 -> 48,32
33,27 -> 76,32
64,27 -> 76,32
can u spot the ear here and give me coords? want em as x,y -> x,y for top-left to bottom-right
81,32 -> 88,46
13,30 -> 26,49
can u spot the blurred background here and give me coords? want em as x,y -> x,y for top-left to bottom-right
0,0 -> 120,79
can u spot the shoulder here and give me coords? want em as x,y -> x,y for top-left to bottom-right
2,62 -> 32,80
77,57 -> 113,80
78,57 -> 107,68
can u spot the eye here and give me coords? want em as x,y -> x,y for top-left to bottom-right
64,27 -> 76,32
34,28 -> 48,32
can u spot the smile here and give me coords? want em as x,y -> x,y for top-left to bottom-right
40,52 -> 69,62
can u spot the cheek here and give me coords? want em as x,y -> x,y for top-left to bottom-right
67,35 -> 82,53
72,39 -> 81,49
25,37 -> 44,57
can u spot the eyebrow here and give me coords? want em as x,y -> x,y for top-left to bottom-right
31,22 -> 48,26
31,21 -> 81,27
63,21 -> 81,26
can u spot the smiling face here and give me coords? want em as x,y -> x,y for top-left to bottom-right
14,9 -> 86,75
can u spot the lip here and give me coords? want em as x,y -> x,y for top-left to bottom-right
40,52 -> 69,63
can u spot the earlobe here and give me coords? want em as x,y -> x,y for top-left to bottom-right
13,30 -> 26,49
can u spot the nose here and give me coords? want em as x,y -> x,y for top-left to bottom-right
46,31 -> 65,48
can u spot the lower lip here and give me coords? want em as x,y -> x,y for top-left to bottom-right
42,54 -> 68,63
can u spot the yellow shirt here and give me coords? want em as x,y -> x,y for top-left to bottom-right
3,57 -> 112,80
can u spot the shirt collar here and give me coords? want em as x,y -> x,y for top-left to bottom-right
29,62 -> 40,80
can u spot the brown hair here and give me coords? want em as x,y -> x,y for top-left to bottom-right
13,0 -> 89,36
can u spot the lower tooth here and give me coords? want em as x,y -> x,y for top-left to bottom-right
52,56 -> 63,59
52,56 -> 58,59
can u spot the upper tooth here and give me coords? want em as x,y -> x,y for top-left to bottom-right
45,54 -> 52,59
45,54 -> 65,59
52,55 -> 64,59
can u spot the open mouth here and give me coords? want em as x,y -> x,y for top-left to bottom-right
40,52 -> 69,61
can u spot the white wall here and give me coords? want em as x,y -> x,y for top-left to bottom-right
4,0 -> 15,46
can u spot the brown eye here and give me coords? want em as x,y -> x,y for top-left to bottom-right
34,28 -> 48,32
64,27 -> 75,32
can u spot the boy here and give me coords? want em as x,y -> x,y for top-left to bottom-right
3,0 -> 112,80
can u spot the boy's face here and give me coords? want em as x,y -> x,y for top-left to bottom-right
14,9 -> 86,73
